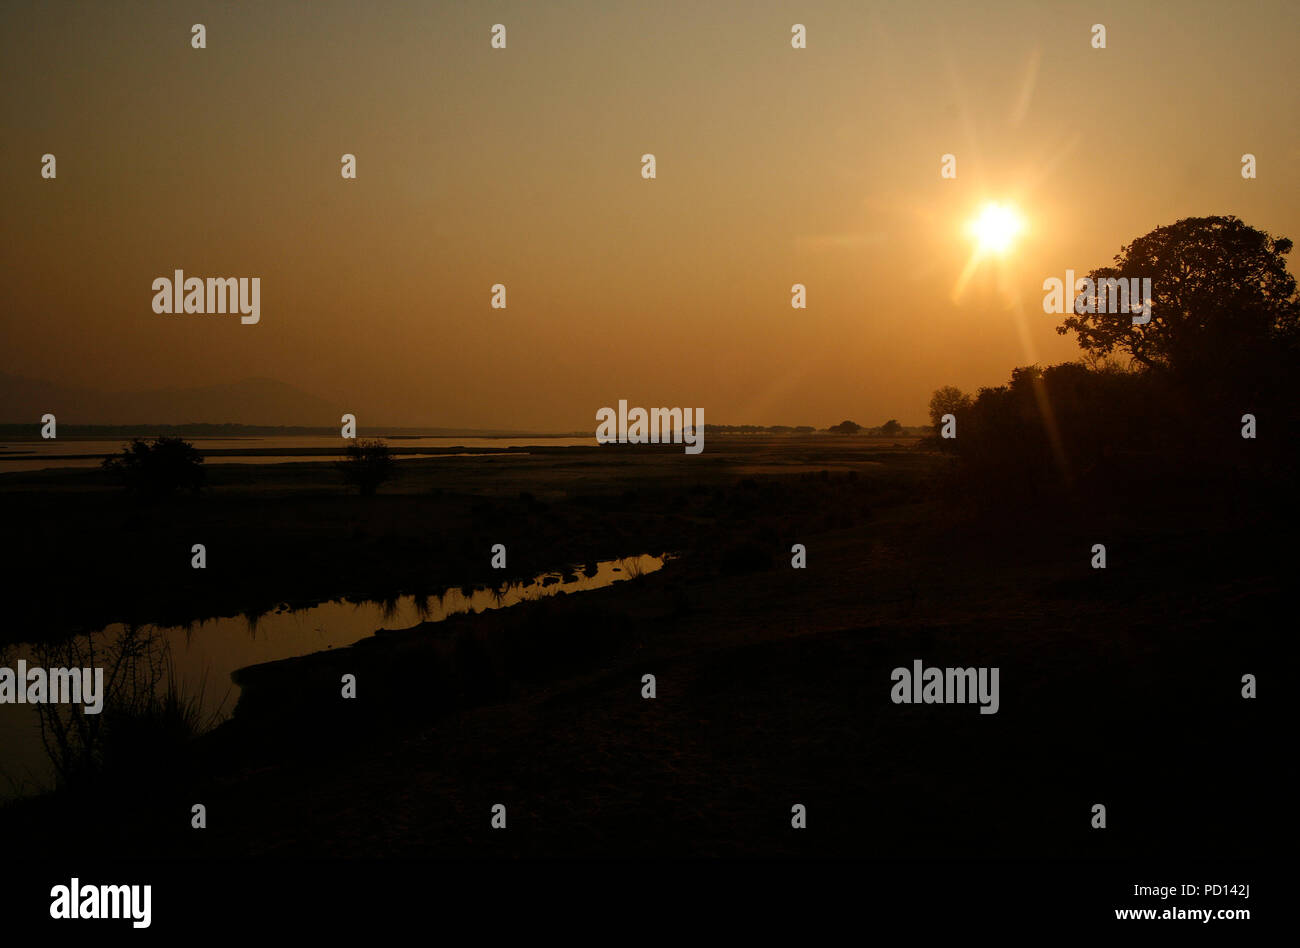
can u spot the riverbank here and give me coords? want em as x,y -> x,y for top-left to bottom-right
0,437 -> 928,640
0,436 -> 1286,857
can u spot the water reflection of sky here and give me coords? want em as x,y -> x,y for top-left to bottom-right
0,553 -> 666,800
0,436 -> 595,472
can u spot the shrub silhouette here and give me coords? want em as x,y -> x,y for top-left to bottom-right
338,439 -> 396,496
101,437 -> 205,498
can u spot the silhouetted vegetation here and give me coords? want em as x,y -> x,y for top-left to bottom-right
937,216 -> 1300,501
101,437 -> 205,498
1058,215 -> 1299,382
828,420 -> 863,435
20,626 -> 223,790
338,439 -> 396,496
928,385 -> 972,432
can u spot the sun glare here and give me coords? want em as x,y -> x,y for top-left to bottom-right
969,202 -> 1024,255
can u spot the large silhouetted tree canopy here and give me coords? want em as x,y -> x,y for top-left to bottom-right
1057,216 -> 1300,380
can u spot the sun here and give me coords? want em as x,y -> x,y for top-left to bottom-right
968,202 -> 1024,255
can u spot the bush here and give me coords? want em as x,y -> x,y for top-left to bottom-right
338,439 -> 395,496
935,358 -> 1297,500
101,437 -> 205,498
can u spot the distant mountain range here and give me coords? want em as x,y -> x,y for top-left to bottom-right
0,373 -> 342,426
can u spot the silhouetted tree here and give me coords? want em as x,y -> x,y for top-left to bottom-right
339,439 -> 395,496
101,437 -> 205,498
878,419 -> 904,437
928,385 -> 972,429
828,420 -> 862,435
1057,216 -> 1300,382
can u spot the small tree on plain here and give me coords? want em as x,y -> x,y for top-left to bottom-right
101,437 -> 205,499
339,439 -> 395,496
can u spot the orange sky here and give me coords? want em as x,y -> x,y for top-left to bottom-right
3,0 -> 1297,428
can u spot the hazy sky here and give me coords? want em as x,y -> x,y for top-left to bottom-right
3,0 -> 1297,428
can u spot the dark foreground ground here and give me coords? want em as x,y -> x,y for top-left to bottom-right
0,436 -> 1289,857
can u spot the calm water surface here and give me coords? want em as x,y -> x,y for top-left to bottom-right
0,553 -> 666,800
